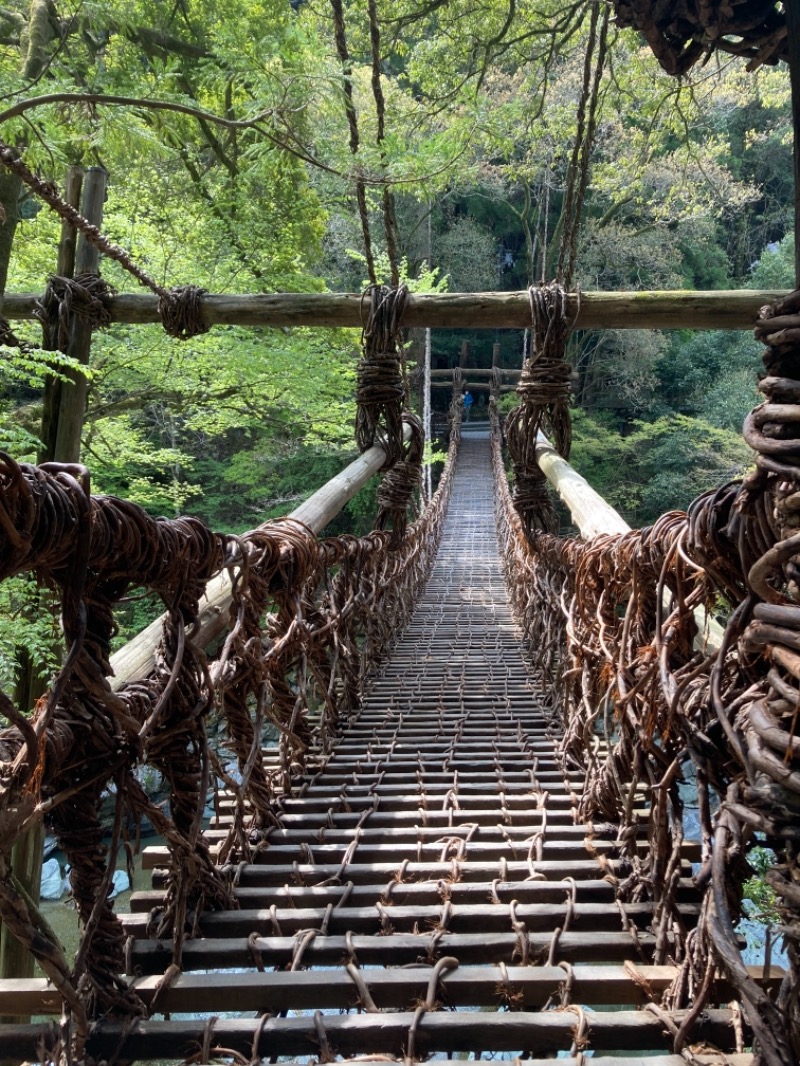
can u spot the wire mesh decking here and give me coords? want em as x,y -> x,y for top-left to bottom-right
0,435 -> 774,1064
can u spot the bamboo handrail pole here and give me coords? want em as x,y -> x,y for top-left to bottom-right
534,433 -> 724,653
0,289 -> 787,330
109,428 -> 410,688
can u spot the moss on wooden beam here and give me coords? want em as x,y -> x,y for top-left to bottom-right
1,289 -> 787,331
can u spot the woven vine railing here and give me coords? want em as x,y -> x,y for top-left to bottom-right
491,287 -> 800,1066
0,397 -> 461,1063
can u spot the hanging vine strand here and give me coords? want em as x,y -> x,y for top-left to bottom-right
504,282 -> 576,535
491,284 -> 800,1065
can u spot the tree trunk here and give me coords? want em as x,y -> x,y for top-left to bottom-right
0,170 -> 20,297
21,0 -> 55,82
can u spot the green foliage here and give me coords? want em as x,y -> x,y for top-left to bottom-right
571,409 -> 751,527
656,331 -> 761,431
626,415 -> 751,525
0,576 -> 61,695
743,847 -> 780,924
749,232 -> 796,289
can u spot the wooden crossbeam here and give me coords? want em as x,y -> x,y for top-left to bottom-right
0,288 -> 785,330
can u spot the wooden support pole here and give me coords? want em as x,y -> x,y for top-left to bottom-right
109,427 -> 410,688
492,340 -> 501,368
788,0 -> 800,284
39,165 -> 83,464
534,433 -> 723,652
0,167 -> 84,1034
0,289 -> 786,331
53,167 -> 106,463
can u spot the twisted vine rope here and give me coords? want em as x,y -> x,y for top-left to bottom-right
612,0 -> 787,76
0,145 -> 210,341
491,284 -> 800,1064
504,283 -> 575,535
0,400 -> 461,1064
356,284 -> 425,546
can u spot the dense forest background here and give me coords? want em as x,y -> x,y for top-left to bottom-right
0,0 -> 794,674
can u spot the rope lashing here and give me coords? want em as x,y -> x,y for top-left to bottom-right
0,144 -> 211,341
356,284 -> 409,467
158,284 -> 211,341
504,282 -> 575,535
34,273 -> 115,352
376,412 -> 424,549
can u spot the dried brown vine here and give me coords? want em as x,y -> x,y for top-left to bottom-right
491,283 -> 800,1064
0,396 -> 461,1064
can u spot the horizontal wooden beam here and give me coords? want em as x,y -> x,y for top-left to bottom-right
0,1007 -> 744,1060
430,368 -> 521,377
0,965 -> 780,1015
1,289 -> 786,330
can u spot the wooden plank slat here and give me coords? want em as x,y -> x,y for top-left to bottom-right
120,899 -> 701,939
0,966 -> 782,1015
0,1008 -> 746,1060
128,876 -> 700,913
125,930 -> 666,972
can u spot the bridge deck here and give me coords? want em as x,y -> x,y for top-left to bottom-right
1,435 -> 768,1062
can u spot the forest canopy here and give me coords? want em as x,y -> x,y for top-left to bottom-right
0,0 -> 793,548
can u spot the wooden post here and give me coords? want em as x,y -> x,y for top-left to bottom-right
0,821 -> 44,1029
459,340 -> 470,368
39,165 -> 83,463
53,166 -> 106,463
0,167 -> 84,1031
787,1 -> 800,284
492,341 -> 501,369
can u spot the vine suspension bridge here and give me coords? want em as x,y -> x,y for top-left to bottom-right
0,136 -> 799,1066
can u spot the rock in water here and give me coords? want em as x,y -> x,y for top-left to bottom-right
109,869 -> 131,900
40,858 -> 64,900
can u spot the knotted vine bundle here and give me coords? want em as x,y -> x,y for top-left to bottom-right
34,273 -> 115,353
356,284 -> 409,465
356,284 -> 423,547
504,283 -> 574,535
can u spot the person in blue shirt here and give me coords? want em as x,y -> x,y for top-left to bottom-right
463,390 -> 474,422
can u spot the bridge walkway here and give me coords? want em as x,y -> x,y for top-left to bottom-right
5,435 -> 765,1063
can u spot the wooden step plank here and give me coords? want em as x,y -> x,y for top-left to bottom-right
202,823 -> 619,844
121,899 -> 701,939
207,809 -> 609,830
125,930 -> 665,972
143,850 -> 631,878
129,876 -> 700,913
141,839 -> 701,869
0,1008 -> 744,1061
0,966 -> 781,1015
